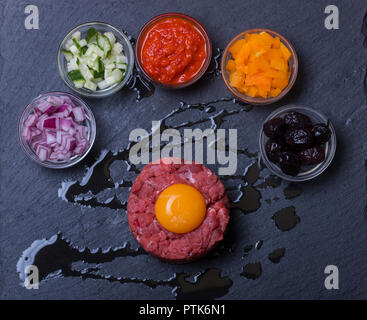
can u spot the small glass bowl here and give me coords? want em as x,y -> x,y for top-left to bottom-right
135,12 -> 212,89
221,28 -> 298,105
18,92 -> 96,169
259,105 -> 336,182
57,22 -> 134,98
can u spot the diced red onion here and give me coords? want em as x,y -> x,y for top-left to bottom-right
31,128 -> 42,137
56,104 -> 73,117
36,114 -> 48,129
72,107 -> 86,122
47,96 -> 64,106
22,126 -> 32,143
43,117 -> 59,130
60,117 -> 73,131
36,144 -> 51,162
61,96 -> 75,107
45,130 -> 56,144
23,95 -> 90,163
25,114 -> 38,127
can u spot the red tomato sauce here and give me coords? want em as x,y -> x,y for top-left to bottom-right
139,17 -> 207,85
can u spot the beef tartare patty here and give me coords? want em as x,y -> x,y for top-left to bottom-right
127,158 -> 230,263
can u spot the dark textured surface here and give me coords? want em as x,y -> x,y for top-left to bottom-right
1,0 -> 367,299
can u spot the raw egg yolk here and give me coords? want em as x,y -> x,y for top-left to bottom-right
155,184 -> 206,234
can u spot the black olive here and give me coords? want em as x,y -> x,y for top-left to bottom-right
284,128 -> 313,151
298,146 -> 325,165
265,139 -> 283,163
312,123 -> 331,145
284,112 -> 313,129
263,117 -> 286,139
279,152 -> 301,176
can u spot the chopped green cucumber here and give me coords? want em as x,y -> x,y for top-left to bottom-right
93,70 -> 104,79
97,58 -> 104,73
68,69 -> 84,81
110,69 -> 123,82
97,33 -> 112,57
68,70 -> 85,88
80,46 -> 88,55
86,27 -> 98,43
64,28 -> 126,91
72,38 -> 81,50
84,80 -> 97,91
116,63 -> 127,70
62,49 -> 73,61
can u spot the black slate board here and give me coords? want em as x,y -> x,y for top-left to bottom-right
1,0 -> 367,299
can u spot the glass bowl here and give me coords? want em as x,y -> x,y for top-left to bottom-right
18,92 -> 96,169
259,105 -> 336,182
135,12 -> 212,89
221,28 -> 298,105
57,22 -> 134,98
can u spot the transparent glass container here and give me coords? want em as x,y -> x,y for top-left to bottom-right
259,105 -> 336,182
18,92 -> 96,169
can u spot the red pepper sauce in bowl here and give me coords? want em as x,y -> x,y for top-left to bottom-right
137,15 -> 210,87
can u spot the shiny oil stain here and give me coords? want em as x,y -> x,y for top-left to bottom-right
17,233 -> 232,300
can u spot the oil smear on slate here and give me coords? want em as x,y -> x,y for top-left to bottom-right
16,233 -> 232,299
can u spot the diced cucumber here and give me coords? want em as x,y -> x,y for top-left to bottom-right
104,69 -> 112,79
97,33 -> 112,57
74,80 -> 86,88
68,70 -> 85,87
97,80 -> 110,90
72,31 -> 81,41
105,63 -> 115,70
86,58 -> 98,71
97,58 -> 104,73
80,64 -> 93,81
72,38 -> 81,50
69,45 -> 79,55
104,32 -> 116,46
62,49 -> 73,61
64,28 -> 127,91
93,70 -> 104,79
84,80 -> 98,91
65,39 -> 74,50
67,62 -> 78,72
79,39 -> 87,47
105,76 -> 116,86
115,55 -> 127,63
112,42 -> 123,55
116,63 -> 127,70
86,27 -> 98,43
86,43 -> 104,57
110,69 -> 123,83
80,46 -> 88,55
93,77 -> 103,84
67,57 -> 79,71
68,69 -> 85,81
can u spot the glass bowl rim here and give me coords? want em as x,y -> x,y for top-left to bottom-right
57,21 -> 135,98
135,12 -> 212,89
18,91 -> 96,169
221,28 -> 298,105
259,104 -> 337,182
